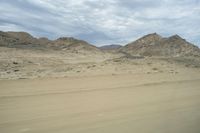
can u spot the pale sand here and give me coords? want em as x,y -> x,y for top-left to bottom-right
0,72 -> 200,133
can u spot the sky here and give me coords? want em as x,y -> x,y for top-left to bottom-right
0,0 -> 200,46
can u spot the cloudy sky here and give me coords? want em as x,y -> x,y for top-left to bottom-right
0,0 -> 200,46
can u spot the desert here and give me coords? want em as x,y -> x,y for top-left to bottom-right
0,30 -> 200,133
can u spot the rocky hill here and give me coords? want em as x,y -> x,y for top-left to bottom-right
119,33 -> 200,57
0,31 -> 101,54
52,37 -> 101,53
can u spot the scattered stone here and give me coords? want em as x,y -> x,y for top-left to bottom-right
13,61 -> 18,65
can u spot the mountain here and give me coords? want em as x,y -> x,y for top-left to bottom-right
99,44 -> 122,50
119,33 -> 200,57
52,37 -> 100,53
1,31 -> 200,57
0,31 -> 40,47
0,31 -> 101,53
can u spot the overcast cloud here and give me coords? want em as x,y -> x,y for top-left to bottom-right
0,0 -> 199,46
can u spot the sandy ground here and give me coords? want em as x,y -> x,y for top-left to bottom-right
0,71 -> 200,133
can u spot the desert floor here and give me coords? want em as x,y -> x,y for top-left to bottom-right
0,70 -> 200,133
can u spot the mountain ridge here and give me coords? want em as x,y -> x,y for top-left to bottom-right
119,33 -> 200,57
0,31 -> 199,57
0,31 -> 101,54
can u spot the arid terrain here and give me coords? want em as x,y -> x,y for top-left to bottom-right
0,31 -> 200,133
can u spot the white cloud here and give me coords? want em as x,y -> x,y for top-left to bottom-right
0,0 -> 199,46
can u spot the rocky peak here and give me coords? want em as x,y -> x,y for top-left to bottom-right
128,33 -> 163,46
120,33 -> 200,57
142,33 -> 162,39
168,34 -> 184,41
141,33 -> 162,42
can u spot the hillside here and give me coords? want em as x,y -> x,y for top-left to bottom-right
119,33 -> 200,57
0,31 -> 101,54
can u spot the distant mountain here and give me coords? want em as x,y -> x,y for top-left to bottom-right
119,33 -> 200,57
99,44 -> 122,50
0,31 -> 101,53
1,31 -> 200,57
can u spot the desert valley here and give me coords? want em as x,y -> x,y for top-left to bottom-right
0,31 -> 200,133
